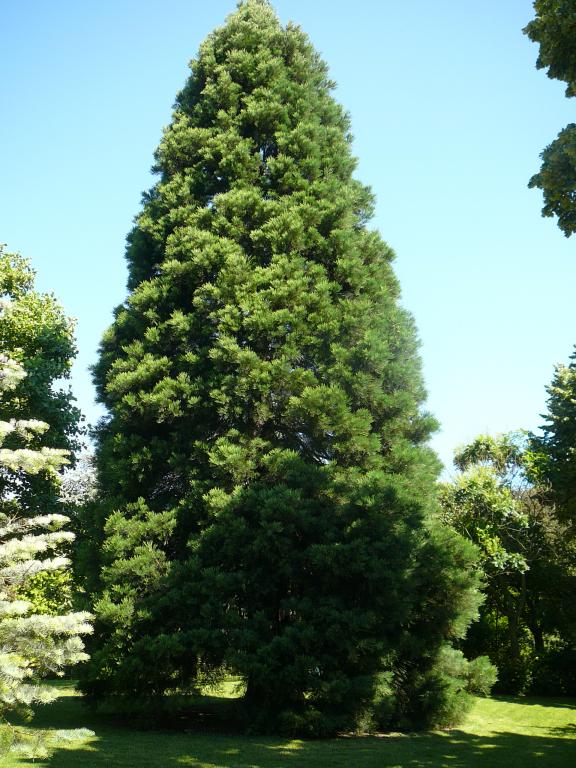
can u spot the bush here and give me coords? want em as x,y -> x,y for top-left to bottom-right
531,647 -> 576,696
492,656 -> 533,695
373,648 -> 498,732
422,649 -> 497,728
465,655 -> 499,696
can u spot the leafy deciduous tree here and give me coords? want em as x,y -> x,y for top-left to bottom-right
440,432 -> 576,693
0,245 -> 82,514
524,0 -> 576,235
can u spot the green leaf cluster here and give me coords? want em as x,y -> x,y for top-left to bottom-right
525,1 -> 576,235
0,245 -> 82,516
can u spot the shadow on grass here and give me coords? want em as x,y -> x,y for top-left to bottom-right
492,695 -> 576,710
13,693 -> 576,768
549,723 -> 576,737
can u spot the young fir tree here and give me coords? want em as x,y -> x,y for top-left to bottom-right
0,354 -> 92,759
84,0 -> 482,733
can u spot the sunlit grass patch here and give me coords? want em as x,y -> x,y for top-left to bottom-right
4,684 -> 576,768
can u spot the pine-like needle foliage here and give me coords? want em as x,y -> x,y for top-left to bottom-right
530,348 -> 576,524
84,0 -> 481,734
0,352 -> 92,758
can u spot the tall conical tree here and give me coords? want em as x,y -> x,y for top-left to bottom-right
83,0 -> 481,733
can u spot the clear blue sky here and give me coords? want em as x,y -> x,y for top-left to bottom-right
2,0 -> 575,472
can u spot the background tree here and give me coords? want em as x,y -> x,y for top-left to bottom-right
83,0 -> 486,734
525,350 -> 576,694
529,348 -> 576,524
0,245 -> 83,618
0,245 -> 82,512
59,455 -> 98,605
524,0 -> 576,235
522,3 -> 576,692
440,432 -> 576,693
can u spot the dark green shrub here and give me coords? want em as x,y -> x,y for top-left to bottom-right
531,647 -> 576,696
375,648 -> 498,731
492,655 -> 533,695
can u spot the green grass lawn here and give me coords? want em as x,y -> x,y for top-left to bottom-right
5,684 -> 576,768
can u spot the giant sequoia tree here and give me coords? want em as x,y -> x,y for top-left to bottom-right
84,0 -> 482,733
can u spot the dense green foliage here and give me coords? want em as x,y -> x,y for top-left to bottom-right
527,123 -> 576,236
524,0 -> 576,97
524,1 -> 576,235
440,433 -> 576,694
0,246 -> 82,515
0,247 -> 81,621
522,2 -> 576,695
82,0 -> 484,734
530,349 -> 576,524
526,352 -> 576,695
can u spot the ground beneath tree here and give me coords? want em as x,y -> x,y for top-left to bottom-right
6,684 -> 576,767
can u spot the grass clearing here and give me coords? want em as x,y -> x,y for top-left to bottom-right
5,684 -> 576,767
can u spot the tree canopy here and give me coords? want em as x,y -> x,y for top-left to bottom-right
441,432 -> 576,694
525,0 -> 576,235
0,246 -> 82,513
